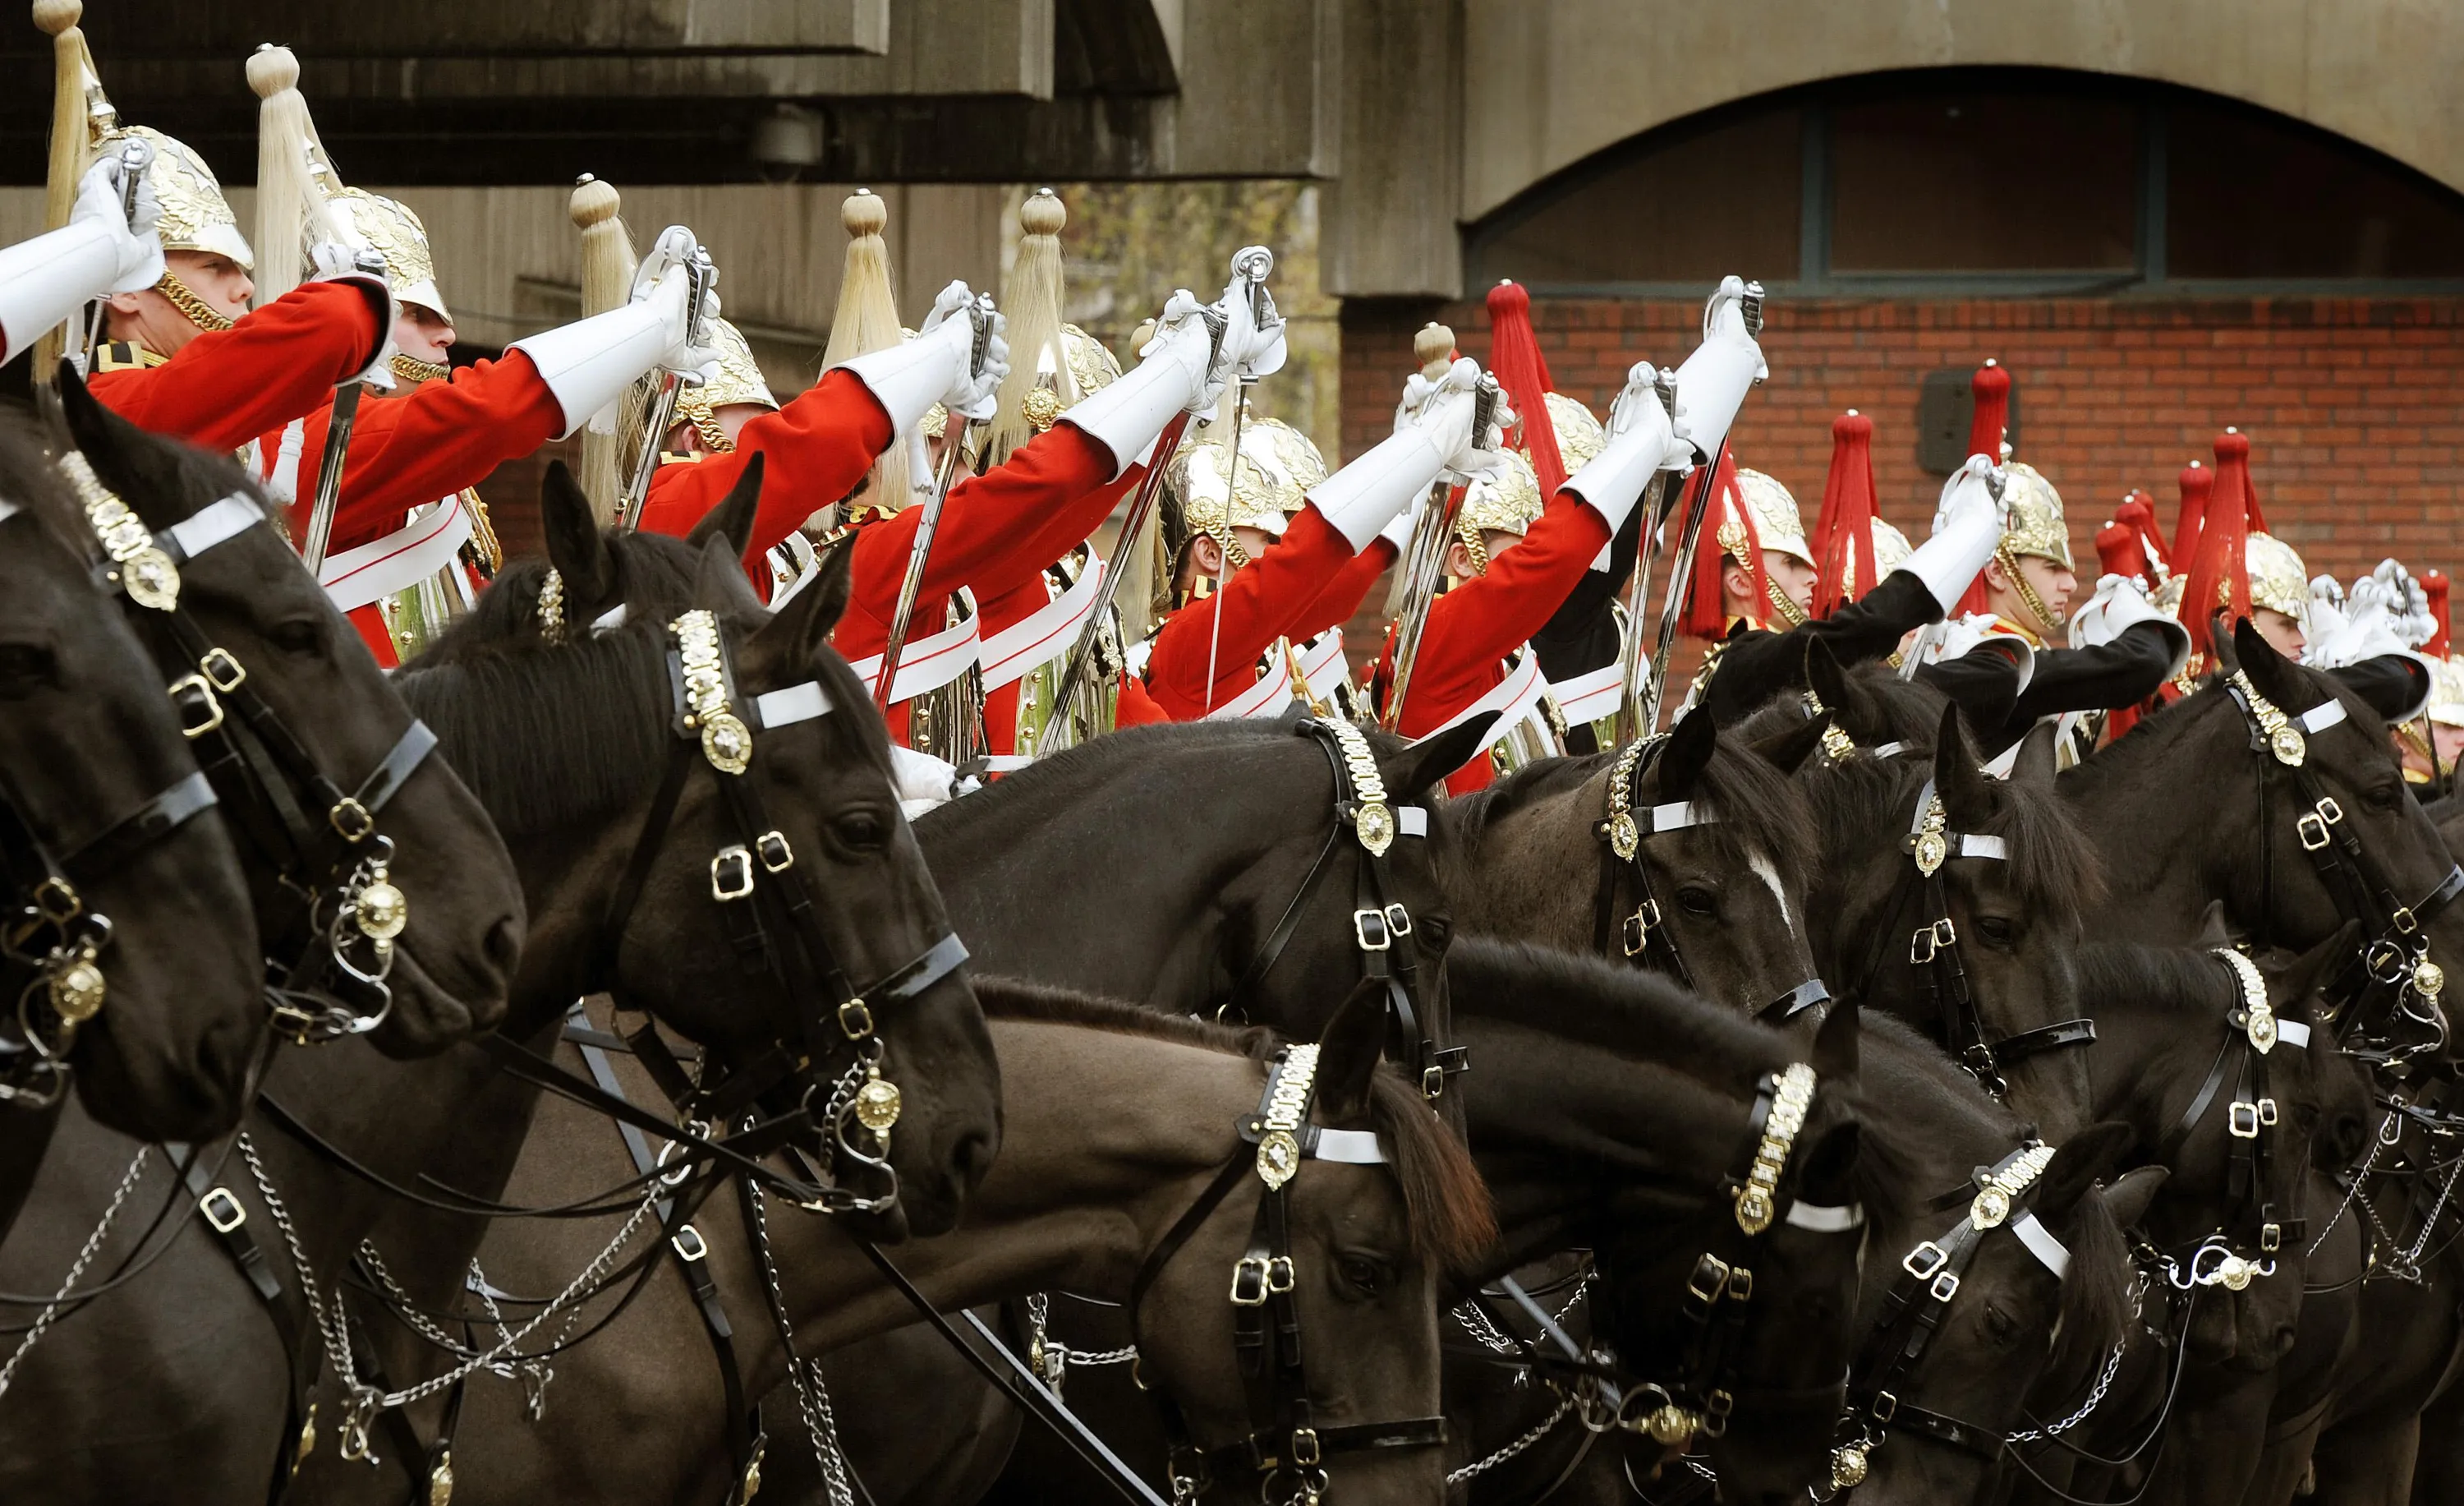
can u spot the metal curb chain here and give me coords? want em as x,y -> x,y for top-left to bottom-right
2006,1338 -> 2125,1443
1446,1395 -> 1574,1486
748,1183 -> 856,1506
0,1146 -> 149,1400
1450,1278 -> 1590,1357
1024,1292 -> 1138,1392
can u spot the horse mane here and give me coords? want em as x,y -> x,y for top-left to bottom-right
977,975 -> 1496,1275
2044,1172 -> 2134,1402
1728,662 -> 1951,753
394,624 -> 671,833
1447,937 -> 1795,1083
417,534 -> 704,666
0,406 -> 99,557
931,717 -> 1319,826
2076,942 -> 2228,1021
1455,729 -> 1815,869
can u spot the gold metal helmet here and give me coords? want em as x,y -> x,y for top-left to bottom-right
1023,324 -> 1123,432
675,319 -> 778,453
1170,414 -> 1325,567
1871,517 -> 1914,580
2430,656 -> 2464,730
2242,532 -> 2310,620
1728,468 -> 1814,569
323,187 -> 445,320
1455,393 -> 1604,569
1998,461 -> 2074,569
98,125 -> 252,271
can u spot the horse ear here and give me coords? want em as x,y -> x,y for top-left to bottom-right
2099,1165 -> 2168,1230
1811,998 -> 1859,1081
540,461 -> 617,602
2191,900 -> 2237,949
2010,719 -> 2059,789
686,451 -> 764,561
2035,1121 -> 2136,1217
1747,715 -> 1825,776
2209,613 -> 2241,676
49,361 -> 209,527
2232,616 -> 2305,708
1377,712 -> 1498,801
1656,705 -> 1718,799
1933,702 -> 1995,829
688,533 -> 764,618
2270,919 -> 2362,1017
745,539 -> 856,677
1312,978 -> 1390,1121
1792,1121 -> 1861,1209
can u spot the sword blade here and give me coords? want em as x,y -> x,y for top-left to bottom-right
873,423 -> 971,713
1379,476 -> 1466,733
299,380 -> 366,574
1610,472 -> 1675,744
1047,412 -> 1190,739
1638,436 -> 1729,734
618,372 -> 684,531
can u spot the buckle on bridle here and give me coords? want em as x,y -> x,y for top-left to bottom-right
711,845 -> 756,901
1421,1064 -> 1444,1098
2261,1222 -> 2282,1253
2393,905 -> 2420,936
1289,1427 -> 1321,1468
2298,812 -> 2333,851
756,830 -> 794,873
199,1186 -> 246,1233
1685,1252 -> 1731,1310
168,672 -> 223,738
328,797 -> 375,842
1902,1241 -> 1949,1282
1623,898 -> 1662,958
1230,1254 -> 1274,1305
672,1223 -> 709,1261
198,646 -> 246,694
837,998 -> 875,1040
31,877 -> 80,923
1354,908 -> 1391,951
2229,1100 -> 2262,1138
1912,918 -> 1956,965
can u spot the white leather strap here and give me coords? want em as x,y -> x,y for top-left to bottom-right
2010,1209 -> 2071,1278
166,494 -> 262,560
1421,647 -> 1551,755
319,495 -> 473,615
1309,1128 -> 1387,1166
2298,700 -> 2348,735
1785,1200 -> 1865,1233
1958,834 -> 2007,861
1551,661 -> 1625,725
1398,806 -> 1428,838
979,557 -> 1106,692
2278,1019 -> 2312,1049
1204,631 -> 1349,722
848,600 -> 981,706
752,680 -> 832,730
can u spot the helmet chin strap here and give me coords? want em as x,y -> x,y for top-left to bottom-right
152,268 -> 237,335
1994,542 -> 2062,644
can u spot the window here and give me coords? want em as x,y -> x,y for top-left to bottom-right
1467,70 -> 2464,292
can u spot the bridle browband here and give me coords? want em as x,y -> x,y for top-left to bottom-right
585,608 -> 970,1215
1593,735 -> 1831,1024
1125,1041 -> 1446,1506
2221,669 -> 2463,1067
1822,1141 -> 2076,1499
1225,718 -> 1460,1098
2149,947 -> 2314,1292
1855,778 -> 2094,1098
0,497 -> 226,1103
62,451 -> 438,1043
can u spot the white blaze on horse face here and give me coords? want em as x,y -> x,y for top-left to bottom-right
1749,852 -> 1798,939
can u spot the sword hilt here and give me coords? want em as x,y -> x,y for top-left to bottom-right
966,292 -> 995,379
1740,279 -> 1766,338
111,137 -> 151,227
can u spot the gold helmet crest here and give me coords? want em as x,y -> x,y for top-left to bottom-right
1998,461 -> 2074,570
2241,533 -> 2310,620
1170,415 -> 1325,566
675,319 -> 779,453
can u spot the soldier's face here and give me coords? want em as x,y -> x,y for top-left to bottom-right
174,252 -> 254,320
1987,551 -> 2077,634
2252,606 -> 2306,659
394,302 -> 456,363
103,251 -> 253,354
1765,550 -> 1817,612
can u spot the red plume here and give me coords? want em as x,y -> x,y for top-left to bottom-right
1484,279 -> 1565,497
2095,515 -> 2148,584
2427,570 -> 2451,658
2235,432 -> 2271,536
1812,412 -> 1879,616
1683,454 -> 1763,638
2181,431 -> 2256,662
2172,461 -> 2211,569
1967,360 -> 2011,463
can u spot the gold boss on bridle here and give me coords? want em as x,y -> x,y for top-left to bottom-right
1325,718 -> 1395,857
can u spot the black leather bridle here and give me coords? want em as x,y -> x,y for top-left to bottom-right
1852,778 -> 2094,1098
2221,669 -> 2464,1068
1593,734 -> 1831,1025
63,452 -> 437,1043
1225,718 -> 1460,1098
1125,1040 -> 1447,1505
1822,1141 -> 2076,1499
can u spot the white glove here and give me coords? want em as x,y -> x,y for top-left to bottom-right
1896,456 -> 2009,615
1396,357 -> 1516,482
1307,360 -> 1512,551
1562,362 -> 1687,537
1665,275 -> 1768,461
1209,246 -> 1288,383
917,280 -> 1009,422
75,152 -> 163,296
1377,493 -> 1426,555
2071,573 -> 2191,675
890,744 -> 963,818
633,226 -> 724,376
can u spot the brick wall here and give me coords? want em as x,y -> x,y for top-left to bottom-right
1340,294 -> 2464,592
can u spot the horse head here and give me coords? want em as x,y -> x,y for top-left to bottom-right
49,369 -> 524,1056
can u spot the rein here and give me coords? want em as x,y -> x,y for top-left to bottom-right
1124,1041 -> 1446,1506
1592,735 -> 1829,1023
1855,778 -> 2094,1098
1224,718 -> 1460,1097
62,453 -> 434,1043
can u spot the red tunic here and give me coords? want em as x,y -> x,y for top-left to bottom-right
971,462 -> 1147,758
257,354 -> 566,666
1381,490 -> 1611,794
1142,505 -> 1359,721
637,370 -> 893,563
88,280 -> 387,454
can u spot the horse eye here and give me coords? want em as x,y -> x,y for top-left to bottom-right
1982,1303 -> 2018,1343
1676,887 -> 1717,919
270,618 -> 325,656
1416,914 -> 1454,951
832,811 -> 890,852
2367,784 -> 2403,811
1977,915 -> 2016,948
0,642 -> 53,694
1336,1255 -> 1386,1296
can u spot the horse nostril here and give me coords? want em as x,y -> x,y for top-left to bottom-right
953,1127 -> 998,1188
2274,1324 -> 2299,1357
485,914 -> 522,975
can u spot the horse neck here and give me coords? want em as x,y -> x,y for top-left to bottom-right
2078,951 -> 2231,1134
2062,700 -> 2259,941
1800,763 -> 1928,974
1455,1012 -> 1753,1277
1450,758 -> 1615,950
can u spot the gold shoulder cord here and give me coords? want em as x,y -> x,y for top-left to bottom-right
2227,670 -> 2308,767
1734,1062 -> 1818,1234
60,452 -> 179,611
1323,719 -> 1394,856
672,610 -> 752,774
